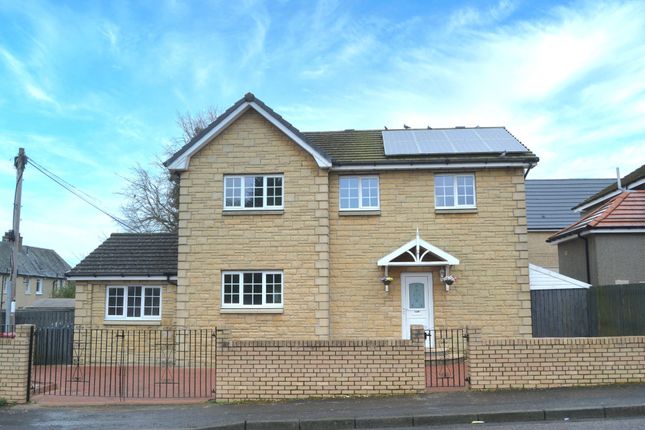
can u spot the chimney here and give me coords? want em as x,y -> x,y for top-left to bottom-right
2,230 -> 23,250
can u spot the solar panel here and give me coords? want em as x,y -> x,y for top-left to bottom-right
382,128 -> 528,156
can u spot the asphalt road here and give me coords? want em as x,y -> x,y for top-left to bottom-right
378,417 -> 645,430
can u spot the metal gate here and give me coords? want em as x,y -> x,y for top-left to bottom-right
30,327 -> 217,399
424,328 -> 469,389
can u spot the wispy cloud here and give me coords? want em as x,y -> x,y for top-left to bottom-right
0,46 -> 58,106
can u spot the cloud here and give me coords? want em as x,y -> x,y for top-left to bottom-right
0,46 -> 58,106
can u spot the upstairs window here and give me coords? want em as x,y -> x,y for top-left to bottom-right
36,279 -> 43,295
435,174 -> 476,209
105,286 -> 161,320
24,277 -> 30,294
224,175 -> 283,210
339,176 -> 380,210
221,271 -> 283,309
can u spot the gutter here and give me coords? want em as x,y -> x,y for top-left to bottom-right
578,231 -> 591,284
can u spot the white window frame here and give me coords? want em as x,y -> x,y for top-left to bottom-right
220,271 -> 284,310
339,175 -> 380,211
24,277 -> 31,294
35,279 -> 43,295
434,173 -> 477,209
104,286 -> 162,321
223,174 -> 284,210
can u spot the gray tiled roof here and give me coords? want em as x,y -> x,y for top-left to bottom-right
526,179 -> 614,230
67,233 -> 177,277
0,241 -> 70,278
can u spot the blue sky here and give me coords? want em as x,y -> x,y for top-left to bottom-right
0,0 -> 644,265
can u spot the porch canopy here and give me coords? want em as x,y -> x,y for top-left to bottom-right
377,230 -> 459,270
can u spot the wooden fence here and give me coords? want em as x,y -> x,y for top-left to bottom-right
532,283 -> 645,337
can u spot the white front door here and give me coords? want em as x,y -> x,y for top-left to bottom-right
401,273 -> 434,340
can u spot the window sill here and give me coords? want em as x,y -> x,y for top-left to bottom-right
339,209 -> 380,216
104,320 -> 162,326
220,308 -> 283,314
223,209 -> 284,216
435,208 -> 478,214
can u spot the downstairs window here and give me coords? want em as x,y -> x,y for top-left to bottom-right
105,286 -> 161,320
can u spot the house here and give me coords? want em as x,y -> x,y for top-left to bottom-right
525,179 -> 613,271
572,164 -> 645,215
0,232 -> 71,310
547,190 -> 645,285
69,93 -> 539,339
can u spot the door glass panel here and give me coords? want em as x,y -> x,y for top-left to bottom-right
408,282 -> 425,309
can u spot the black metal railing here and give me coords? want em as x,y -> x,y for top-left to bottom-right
424,328 -> 469,388
30,326 -> 217,399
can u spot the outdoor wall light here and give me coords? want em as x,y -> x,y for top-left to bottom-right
381,275 -> 393,292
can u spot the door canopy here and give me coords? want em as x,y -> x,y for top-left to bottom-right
377,229 -> 460,267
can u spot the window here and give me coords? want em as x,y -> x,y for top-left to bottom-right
224,175 -> 283,210
24,277 -> 30,294
36,279 -> 43,295
435,174 -> 476,209
105,286 -> 161,320
221,271 -> 283,309
339,176 -> 380,210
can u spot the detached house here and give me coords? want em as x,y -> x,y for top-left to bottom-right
69,93 -> 539,339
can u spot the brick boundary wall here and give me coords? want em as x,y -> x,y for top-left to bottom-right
216,326 -> 426,401
0,325 -> 32,403
469,334 -> 645,389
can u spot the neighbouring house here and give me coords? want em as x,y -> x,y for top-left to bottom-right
526,179 -> 613,271
572,164 -> 645,215
69,93 -> 540,339
547,190 -> 645,285
0,232 -> 71,310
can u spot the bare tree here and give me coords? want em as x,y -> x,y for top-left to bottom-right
119,107 -> 217,232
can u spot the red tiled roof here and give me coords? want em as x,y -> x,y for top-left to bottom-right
547,190 -> 645,242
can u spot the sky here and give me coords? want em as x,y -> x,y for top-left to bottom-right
0,0 -> 644,265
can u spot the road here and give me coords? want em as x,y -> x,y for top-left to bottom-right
377,417 -> 645,430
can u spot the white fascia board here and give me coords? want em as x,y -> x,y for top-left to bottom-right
529,263 -> 590,289
377,237 -> 460,266
167,101 -> 331,171
332,162 -> 530,172
67,276 -> 178,281
548,228 -> 645,245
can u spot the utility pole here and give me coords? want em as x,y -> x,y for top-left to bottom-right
4,148 -> 26,331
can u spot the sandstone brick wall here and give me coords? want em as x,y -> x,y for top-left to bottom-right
216,326 -> 426,401
527,231 -> 558,271
0,325 -> 32,403
469,334 -> 645,389
329,169 -> 531,338
74,281 -> 176,328
177,109 -> 330,339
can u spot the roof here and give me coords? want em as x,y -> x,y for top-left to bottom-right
573,164 -> 645,212
303,128 -> 538,166
165,93 -> 538,169
0,241 -> 70,278
525,179 -> 614,230
165,93 -> 332,170
529,264 -> 590,290
548,190 -> 645,242
23,298 -> 75,309
67,233 -> 178,278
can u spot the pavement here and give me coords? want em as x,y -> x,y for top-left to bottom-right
1,384 -> 645,429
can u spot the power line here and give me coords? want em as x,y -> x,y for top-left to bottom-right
27,157 -> 136,232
